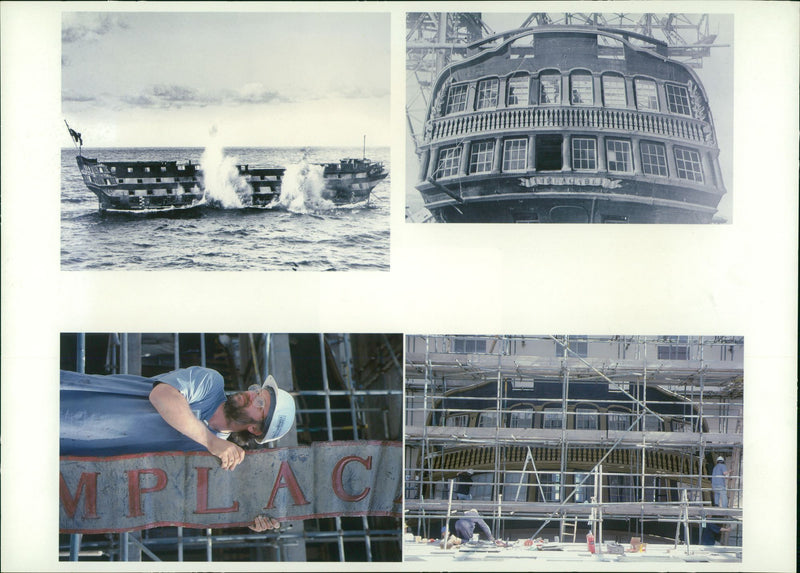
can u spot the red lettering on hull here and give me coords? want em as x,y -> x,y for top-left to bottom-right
127,469 -> 167,518
264,460 -> 309,509
332,455 -> 372,502
60,472 -> 100,519
195,467 -> 239,514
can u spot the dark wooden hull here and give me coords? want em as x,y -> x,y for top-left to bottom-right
76,155 -> 387,211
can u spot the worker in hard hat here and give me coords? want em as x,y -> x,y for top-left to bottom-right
711,456 -> 730,508
61,366 -> 297,531
62,366 -> 296,466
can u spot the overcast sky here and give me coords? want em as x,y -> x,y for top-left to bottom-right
62,11 -> 390,148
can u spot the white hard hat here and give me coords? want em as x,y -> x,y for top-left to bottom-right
716,456 -> 725,462
255,375 -> 296,444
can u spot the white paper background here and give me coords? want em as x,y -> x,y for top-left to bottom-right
1,1 -> 797,571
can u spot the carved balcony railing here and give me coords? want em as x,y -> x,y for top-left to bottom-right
427,106 -> 715,146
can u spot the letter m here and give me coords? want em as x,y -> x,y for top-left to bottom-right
60,472 -> 100,519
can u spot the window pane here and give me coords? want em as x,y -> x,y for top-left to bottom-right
571,138 -> 597,170
608,474 -> 634,502
608,412 -> 631,431
644,414 -> 661,431
574,472 -> 595,503
658,344 -> 690,360
475,78 -> 499,109
509,408 -> 534,428
634,79 -> 659,111
469,141 -> 495,174
570,73 -> 593,105
665,84 -> 692,116
555,337 -> 588,357
507,75 -> 530,106
539,74 -> 560,105
606,139 -> 632,173
436,146 -> 462,178
454,337 -> 486,353
504,471 -> 528,502
640,142 -> 668,176
539,472 -> 561,502
445,414 -> 469,427
445,84 -> 468,114
502,138 -> 528,171
674,147 -> 704,182
602,75 -> 627,107
543,408 -> 563,429
478,411 -> 498,427
471,473 -> 493,500
575,407 -> 598,429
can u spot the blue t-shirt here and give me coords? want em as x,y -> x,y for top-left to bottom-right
711,462 -> 728,489
60,367 -> 228,456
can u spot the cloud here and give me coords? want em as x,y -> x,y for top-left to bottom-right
62,90 -> 96,103
152,84 -> 200,103
62,13 -> 129,44
232,83 -> 283,105
120,94 -> 157,108
116,83 -> 291,110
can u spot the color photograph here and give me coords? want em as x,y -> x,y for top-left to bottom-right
404,335 -> 743,564
60,332 -> 402,561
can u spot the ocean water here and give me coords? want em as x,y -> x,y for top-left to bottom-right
61,146 -> 390,271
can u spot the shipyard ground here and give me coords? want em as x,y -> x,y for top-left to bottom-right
403,539 -> 741,565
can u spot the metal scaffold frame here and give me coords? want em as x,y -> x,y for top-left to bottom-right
404,335 -> 743,551
60,333 -> 403,562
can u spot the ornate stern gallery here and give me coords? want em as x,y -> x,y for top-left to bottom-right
415,27 -> 726,223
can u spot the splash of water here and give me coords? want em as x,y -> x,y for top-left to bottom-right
278,162 -> 334,213
200,140 -> 250,209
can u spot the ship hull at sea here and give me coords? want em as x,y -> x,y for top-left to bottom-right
321,158 -> 389,204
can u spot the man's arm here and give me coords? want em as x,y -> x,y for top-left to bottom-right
475,518 -> 495,542
149,383 -> 245,470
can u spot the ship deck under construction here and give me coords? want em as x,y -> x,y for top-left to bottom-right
404,335 -> 744,562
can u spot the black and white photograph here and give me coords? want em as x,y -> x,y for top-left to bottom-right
61,11 -> 391,271
404,335 -> 743,564
406,13 -> 733,223
59,332 -> 403,561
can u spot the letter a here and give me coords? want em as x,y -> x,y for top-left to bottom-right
264,461 -> 309,509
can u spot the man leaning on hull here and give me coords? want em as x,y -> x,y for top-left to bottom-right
60,365 -> 296,532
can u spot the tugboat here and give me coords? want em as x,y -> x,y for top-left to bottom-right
66,123 -> 387,212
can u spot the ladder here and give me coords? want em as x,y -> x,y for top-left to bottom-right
514,447 -> 546,502
673,488 -> 692,553
560,515 -> 578,543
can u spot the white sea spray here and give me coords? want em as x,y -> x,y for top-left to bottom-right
199,134 -> 250,209
278,161 -> 334,213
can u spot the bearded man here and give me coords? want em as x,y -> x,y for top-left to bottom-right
60,366 -> 296,532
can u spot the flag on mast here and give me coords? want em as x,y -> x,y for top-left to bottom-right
64,120 -> 82,146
